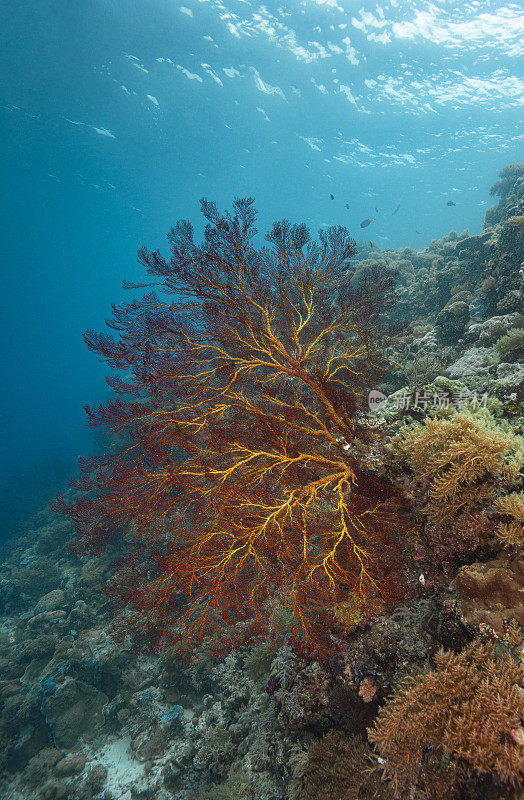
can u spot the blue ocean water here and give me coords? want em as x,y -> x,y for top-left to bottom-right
0,0 -> 522,535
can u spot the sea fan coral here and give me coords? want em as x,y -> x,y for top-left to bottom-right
55,198 -> 408,658
368,639 -> 524,796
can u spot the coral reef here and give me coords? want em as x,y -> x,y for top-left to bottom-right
0,514 -> 292,800
2,164 -> 524,800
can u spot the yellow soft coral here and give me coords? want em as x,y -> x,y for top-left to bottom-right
390,409 -> 524,526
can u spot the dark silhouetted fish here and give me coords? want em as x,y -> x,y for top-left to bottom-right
345,203 -> 350,209
447,200 -> 456,206
375,206 -> 379,213
392,203 -> 400,215
360,217 -> 375,228
330,193 -> 335,200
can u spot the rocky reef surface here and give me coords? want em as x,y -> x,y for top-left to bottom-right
1,164 -> 523,800
328,162 -> 524,403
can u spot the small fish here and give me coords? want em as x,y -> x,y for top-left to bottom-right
446,200 -> 456,206
391,203 -> 400,216
345,203 -> 350,209
415,230 -> 421,234
360,217 -> 375,228
330,193 -> 335,200
375,206 -> 379,213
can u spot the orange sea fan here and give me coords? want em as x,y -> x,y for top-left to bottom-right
55,198 -> 408,658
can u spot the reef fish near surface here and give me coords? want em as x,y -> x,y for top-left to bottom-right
360,217 -> 375,228
447,200 -> 456,206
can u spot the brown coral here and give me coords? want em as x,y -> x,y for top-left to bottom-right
368,640 -> 524,797
456,555 -> 524,635
495,492 -> 524,548
358,676 -> 378,703
290,731 -> 394,800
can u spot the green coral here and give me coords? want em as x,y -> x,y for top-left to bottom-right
495,327 -> 524,358
194,769 -> 253,800
384,378 -> 497,422
243,642 -> 276,682
481,354 -> 498,366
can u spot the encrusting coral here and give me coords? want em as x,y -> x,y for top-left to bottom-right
368,639 -> 524,797
456,556 -> 524,634
54,198 -> 409,660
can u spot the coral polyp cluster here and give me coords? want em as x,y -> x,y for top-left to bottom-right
55,198 -> 407,658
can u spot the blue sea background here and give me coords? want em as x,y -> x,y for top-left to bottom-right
1,0 -> 522,537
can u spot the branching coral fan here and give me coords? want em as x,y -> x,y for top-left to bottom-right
368,639 -> 524,796
55,198 -> 407,657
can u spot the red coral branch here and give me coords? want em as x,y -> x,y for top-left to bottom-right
54,198 -> 408,658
